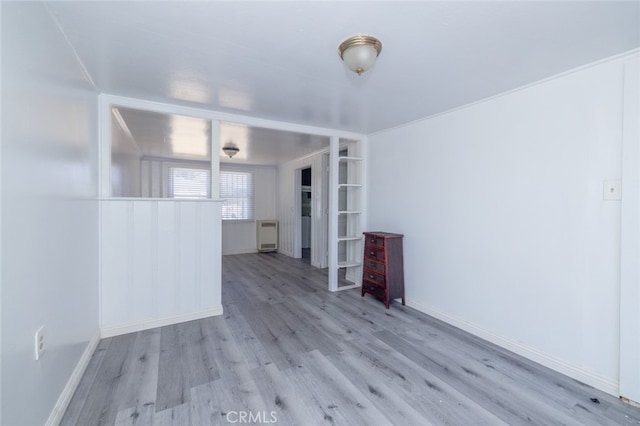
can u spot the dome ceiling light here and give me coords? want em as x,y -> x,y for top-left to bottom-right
222,145 -> 239,158
337,34 -> 382,76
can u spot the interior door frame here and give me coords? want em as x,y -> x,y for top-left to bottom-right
294,167 -> 303,258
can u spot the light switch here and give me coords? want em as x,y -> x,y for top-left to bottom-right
603,180 -> 622,201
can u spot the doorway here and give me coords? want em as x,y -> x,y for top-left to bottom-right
301,167 -> 312,263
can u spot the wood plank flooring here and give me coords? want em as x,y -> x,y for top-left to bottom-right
62,252 -> 640,425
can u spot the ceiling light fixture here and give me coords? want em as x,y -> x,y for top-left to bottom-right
337,34 -> 382,76
222,146 -> 239,158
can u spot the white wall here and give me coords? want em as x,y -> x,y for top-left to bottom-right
1,3 -> 99,425
368,52 -> 638,395
222,164 -> 277,255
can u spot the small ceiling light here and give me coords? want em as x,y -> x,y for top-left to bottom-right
222,146 -> 239,158
337,34 -> 382,75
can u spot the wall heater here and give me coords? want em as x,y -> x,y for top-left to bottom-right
257,220 -> 278,252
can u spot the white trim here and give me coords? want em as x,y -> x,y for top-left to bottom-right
406,298 -> 620,396
294,168 -> 303,258
360,136 -> 369,238
45,4 -> 96,88
222,248 -> 258,256
45,333 -> 101,426
320,153 -> 330,269
100,306 -> 223,338
100,94 -> 366,140
211,120 -> 221,199
328,136 -> 339,291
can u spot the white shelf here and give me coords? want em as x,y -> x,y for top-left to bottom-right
338,236 -> 363,242
339,156 -> 362,162
338,261 -> 361,268
339,184 -> 362,188
338,210 -> 361,215
335,284 -> 361,291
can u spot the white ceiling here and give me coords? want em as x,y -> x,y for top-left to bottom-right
218,123 -> 329,165
115,107 -> 212,161
48,1 -> 639,135
114,107 -> 330,165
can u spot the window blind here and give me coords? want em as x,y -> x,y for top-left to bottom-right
168,167 -> 210,199
220,170 -> 254,220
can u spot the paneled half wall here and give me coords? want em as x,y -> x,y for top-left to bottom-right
100,199 -> 223,337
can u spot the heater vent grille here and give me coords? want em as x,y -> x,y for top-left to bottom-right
257,220 -> 278,252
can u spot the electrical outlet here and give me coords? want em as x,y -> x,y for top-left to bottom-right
35,326 -> 45,360
603,180 -> 622,201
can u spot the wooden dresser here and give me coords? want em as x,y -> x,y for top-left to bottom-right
361,232 -> 405,309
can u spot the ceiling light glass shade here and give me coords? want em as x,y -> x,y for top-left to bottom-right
222,146 -> 239,158
338,35 -> 382,75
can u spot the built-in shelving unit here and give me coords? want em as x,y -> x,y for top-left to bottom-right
329,138 -> 365,291
338,236 -> 362,241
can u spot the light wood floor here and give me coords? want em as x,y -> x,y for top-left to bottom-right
62,252 -> 640,425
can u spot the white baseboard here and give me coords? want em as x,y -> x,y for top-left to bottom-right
46,332 -> 100,426
222,248 -> 257,255
406,298 -> 619,397
278,249 -> 295,258
100,306 -> 224,338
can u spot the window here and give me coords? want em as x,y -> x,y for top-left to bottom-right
168,167 -> 210,199
220,170 -> 254,220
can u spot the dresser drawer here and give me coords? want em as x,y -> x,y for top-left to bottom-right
363,257 -> 385,273
364,244 -> 385,261
363,270 -> 385,287
362,283 -> 385,299
364,234 -> 385,247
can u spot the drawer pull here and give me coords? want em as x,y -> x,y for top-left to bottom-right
369,274 -> 375,279
370,239 -> 376,243
370,251 -> 375,256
